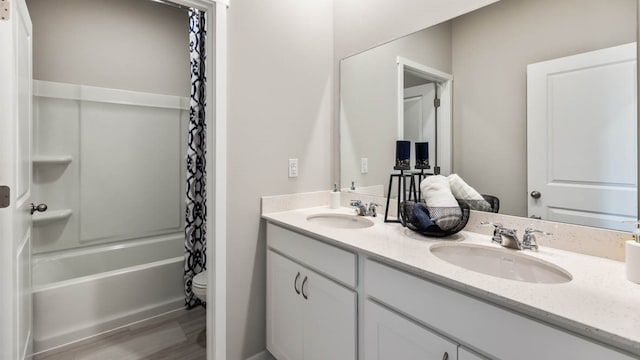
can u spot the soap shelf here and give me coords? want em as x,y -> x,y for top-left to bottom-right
33,209 -> 72,225
33,155 -> 73,165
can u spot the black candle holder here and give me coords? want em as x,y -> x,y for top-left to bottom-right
384,170 -> 416,223
415,158 -> 430,170
394,158 -> 410,171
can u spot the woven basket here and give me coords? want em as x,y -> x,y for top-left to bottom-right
399,200 -> 470,237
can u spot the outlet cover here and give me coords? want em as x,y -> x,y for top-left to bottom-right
288,158 -> 298,178
361,157 -> 368,174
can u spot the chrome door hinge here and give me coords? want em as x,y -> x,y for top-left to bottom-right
1,0 -> 9,21
0,186 -> 9,208
433,98 -> 441,108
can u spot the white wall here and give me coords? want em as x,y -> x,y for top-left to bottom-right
27,0 -> 189,96
451,0 -> 636,216
227,0 -> 333,358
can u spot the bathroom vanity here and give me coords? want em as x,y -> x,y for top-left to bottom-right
262,201 -> 640,360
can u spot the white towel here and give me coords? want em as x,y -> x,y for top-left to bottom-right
447,174 -> 491,211
420,175 -> 461,230
420,175 -> 458,207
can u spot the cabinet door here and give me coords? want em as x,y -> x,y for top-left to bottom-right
365,300 -> 457,360
267,250 -> 304,360
458,347 -> 486,360
302,268 -> 357,360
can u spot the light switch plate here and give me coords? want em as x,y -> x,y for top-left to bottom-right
288,158 -> 298,178
361,157 -> 368,174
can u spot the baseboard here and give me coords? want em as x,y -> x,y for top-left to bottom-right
246,350 -> 275,360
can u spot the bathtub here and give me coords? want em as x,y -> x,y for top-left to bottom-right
32,234 -> 185,353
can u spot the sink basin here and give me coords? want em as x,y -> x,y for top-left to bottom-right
430,243 -> 572,284
306,214 -> 374,229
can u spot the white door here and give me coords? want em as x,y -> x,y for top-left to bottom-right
404,83 -> 436,169
364,300 -> 458,360
302,268 -> 357,360
0,0 -> 34,359
266,250 -> 304,360
527,43 -> 637,230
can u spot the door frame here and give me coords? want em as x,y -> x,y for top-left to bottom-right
172,1 -> 229,359
397,57 -> 453,175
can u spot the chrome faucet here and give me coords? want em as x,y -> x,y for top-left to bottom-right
350,200 -> 380,217
489,223 -> 522,250
481,222 -> 552,251
522,227 -> 552,251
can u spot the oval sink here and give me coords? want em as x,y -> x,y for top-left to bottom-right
306,214 -> 374,229
430,243 -> 572,284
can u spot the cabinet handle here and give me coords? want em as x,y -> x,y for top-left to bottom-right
294,272 -> 301,295
301,276 -> 308,299
442,352 -> 448,360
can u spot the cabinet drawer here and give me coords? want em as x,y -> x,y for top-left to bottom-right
267,223 -> 357,287
365,259 -> 635,360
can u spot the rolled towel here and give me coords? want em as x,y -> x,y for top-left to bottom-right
410,203 -> 436,231
420,175 -> 458,207
448,174 -> 492,211
420,175 -> 461,230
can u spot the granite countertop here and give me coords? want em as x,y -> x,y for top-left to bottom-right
262,205 -> 640,357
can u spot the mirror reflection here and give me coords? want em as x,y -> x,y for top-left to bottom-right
340,0 -> 637,231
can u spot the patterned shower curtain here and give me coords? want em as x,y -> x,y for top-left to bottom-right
185,8 -> 207,308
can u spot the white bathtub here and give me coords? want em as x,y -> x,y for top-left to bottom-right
32,234 -> 185,353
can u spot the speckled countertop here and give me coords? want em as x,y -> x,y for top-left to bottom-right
262,205 -> 640,357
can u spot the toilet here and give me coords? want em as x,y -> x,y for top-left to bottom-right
192,271 -> 207,302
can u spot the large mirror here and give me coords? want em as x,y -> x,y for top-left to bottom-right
340,0 -> 637,231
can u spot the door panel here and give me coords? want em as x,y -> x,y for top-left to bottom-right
527,43 -> 637,230
0,0 -> 33,358
266,251 -> 303,360
458,347 -> 486,360
303,269 -> 357,360
364,300 -> 457,360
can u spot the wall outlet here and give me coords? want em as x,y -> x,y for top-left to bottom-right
288,158 -> 298,178
361,157 -> 368,174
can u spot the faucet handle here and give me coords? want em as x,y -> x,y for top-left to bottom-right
524,227 -> 552,236
480,221 -> 503,229
350,200 -> 362,207
481,222 -> 504,244
522,228 -> 552,251
367,203 -> 381,217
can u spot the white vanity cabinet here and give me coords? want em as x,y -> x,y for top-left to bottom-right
264,220 -> 637,360
266,224 -> 357,360
365,259 -> 636,360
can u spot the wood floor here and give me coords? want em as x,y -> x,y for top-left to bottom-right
33,307 -> 207,360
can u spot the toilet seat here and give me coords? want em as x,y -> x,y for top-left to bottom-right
192,271 -> 207,302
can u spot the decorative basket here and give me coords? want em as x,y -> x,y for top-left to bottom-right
399,200 -> 470,237
481,194 -> 500,213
